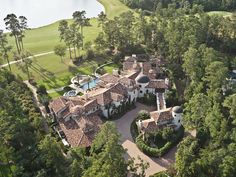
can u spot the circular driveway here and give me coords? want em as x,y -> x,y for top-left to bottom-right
114,103 -> 177,176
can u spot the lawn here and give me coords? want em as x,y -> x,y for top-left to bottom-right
11,52 -> 111,90
7,18 -> 100,57
6,0 -> 132,55
207,11 -> 233,17
3,0 -> 131,93
98,0 -> 133,19
103,63 -> 119,73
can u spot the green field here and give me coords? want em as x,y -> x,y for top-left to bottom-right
3,0 -> 130,94
207,11 -> 233,17
98,0 -> 133,19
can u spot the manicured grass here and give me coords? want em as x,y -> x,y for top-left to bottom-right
7,18 -> 101,57
48,91 -> 65,99
11,51 -> 113,90
98,0 -> 133,19
207,11 -> 233,17
6,0 -> 133,55
103,63 -> 119,73
4,0 -> 132,94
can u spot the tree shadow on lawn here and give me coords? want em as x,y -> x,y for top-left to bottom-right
30,64 -> 64,89
68,65 -> 94,75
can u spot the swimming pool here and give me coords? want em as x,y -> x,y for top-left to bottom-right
80,78 -> 99,90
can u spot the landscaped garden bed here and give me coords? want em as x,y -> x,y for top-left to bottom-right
136,126 -> 184,157
130,110 -> 184,157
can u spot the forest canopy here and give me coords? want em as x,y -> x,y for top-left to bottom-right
120,0 -> 236,11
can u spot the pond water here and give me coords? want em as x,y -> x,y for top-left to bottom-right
0,0 -> 104,30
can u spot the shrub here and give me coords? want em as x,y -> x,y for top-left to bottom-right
130,119 -> 139,141
135,126 -> 185,157
137,93 -> 156,106
137,110 -> 150,120
37,85 -> 47,95
63,86 -> 72,92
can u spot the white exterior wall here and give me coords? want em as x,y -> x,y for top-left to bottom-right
128,88 -> 138,102
137,83 -> 149,97
101,106 -> 108,118
171,111 -> 182,129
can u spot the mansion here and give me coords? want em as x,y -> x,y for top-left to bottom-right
49,54 -> 183,147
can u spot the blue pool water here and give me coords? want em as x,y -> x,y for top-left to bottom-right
81,78 -> 99,90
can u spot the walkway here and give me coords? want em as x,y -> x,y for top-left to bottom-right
24,80 -> 49,133
0,51 -> 54,68
114,103 -> 195,176
0,48 -> 74,68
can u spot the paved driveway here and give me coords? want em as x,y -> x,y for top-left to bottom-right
114,103 -> 176,177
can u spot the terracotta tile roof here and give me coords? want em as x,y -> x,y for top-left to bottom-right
124,56 -> 137,62
89,88 -> 113,106
141,119 -> 159,133
142,62 -> 152,75
83,99 -> 98,112
145,79 -> 168,89
127,71 -> 140,80
49,97 -> 67,113
150,108 -> 173,123
123,61 -> 134,71
110,82 -> 128,96
118,77 -> 136,87
110,92 -> 124,102
59,115 -> 102,147
99,73 -> 119,84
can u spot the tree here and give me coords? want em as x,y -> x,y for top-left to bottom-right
38,135 -> 67,177
204,61 -> 228,98
128,156 -> 149,177
21,51 -> 32,80
4,14 -> 27,54
18,16 -> 28,51
58,20 -> 72,59
183,46 -> 204,82
72,11 -> 90,49
98,11 -> 107,32
184,93 -> 211,128
54,44 -> 67,62
223,94 -> 236,125
4,14 -> 21,54
175,137 -> 199,177
84,122 -> 127,177
0,30 -> 12,71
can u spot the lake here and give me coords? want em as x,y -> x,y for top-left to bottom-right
0,0 -> 104,30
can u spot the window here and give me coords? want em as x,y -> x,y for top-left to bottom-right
140,91 -> 143,93
139,85 -> 142,87
178,119 -> 181,123
146,90 -> 149,94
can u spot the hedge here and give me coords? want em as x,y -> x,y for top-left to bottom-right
130,119 -> 139,141
135,126 -> 185,157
